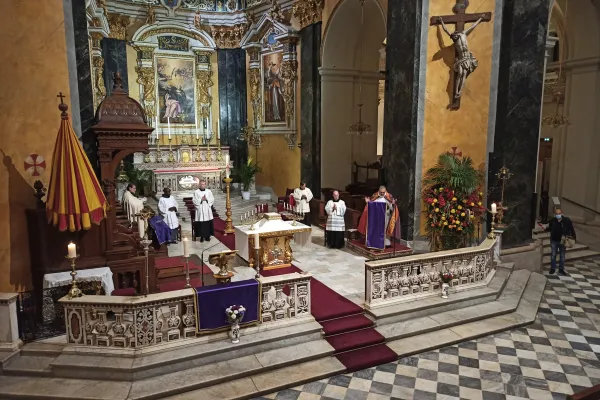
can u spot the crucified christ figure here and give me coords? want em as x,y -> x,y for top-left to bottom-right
437,16 -> 484,100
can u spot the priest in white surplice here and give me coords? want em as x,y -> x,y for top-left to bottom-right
158,187 -> 179,244
192,180 -> 214,242
325,190 -> 346,249
121,183 -> 146,226
293,181 -> 313,226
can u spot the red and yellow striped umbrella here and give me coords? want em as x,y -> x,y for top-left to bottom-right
46,98 -> 107,232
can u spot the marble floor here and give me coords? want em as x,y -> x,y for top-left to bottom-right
254,258 -> 600,400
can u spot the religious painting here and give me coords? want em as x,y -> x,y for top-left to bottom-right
262,51 -> 286,124
156,57 -> 196,125
158,36 -> 189,52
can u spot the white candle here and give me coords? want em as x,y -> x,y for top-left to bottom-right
217,120 -> 220,139
155,116 -> 158,128
225,154 -> 230,178
138,219 -> 145,238
67,243 -> 76,258
254,233 -> 260,249
183,238 -> 190,258
196,127 -> 199,140
168,117 -> 171,139
491,203 -> 497,213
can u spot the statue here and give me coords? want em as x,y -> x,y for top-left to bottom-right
145,5 -> 156,25
437,16 -> 484,102
208,250 -> 238,277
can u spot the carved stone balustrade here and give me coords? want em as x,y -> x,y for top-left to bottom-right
258,272 -> 312,324
365,238 -> 500,309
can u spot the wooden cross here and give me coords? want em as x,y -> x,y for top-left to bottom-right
57,92 -> 66,104
430,0 -> 492,109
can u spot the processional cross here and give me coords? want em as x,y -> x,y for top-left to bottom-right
430,0 -> 492,110
57,92 -> 66,104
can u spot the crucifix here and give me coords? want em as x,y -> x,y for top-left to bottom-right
57,92 -> 66,104
447,146 -> 463,158
430,0 -> 492,110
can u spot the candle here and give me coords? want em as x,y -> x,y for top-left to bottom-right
254,233 -> 260,249
217,120 -> 220,139
155,116 -> 159,128
138,219 -> 145,238
225,154 -> 230,178
491,203 -> 497,213
196,127 -> 199,140
67,242 -> 76,258
168,117 -> 171,139
183,238 -> 190,258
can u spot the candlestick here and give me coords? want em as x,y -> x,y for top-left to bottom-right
184,256 -> 191,288
491,203 -> 497,214
65,252 -> 82,299
140,238 -> 152,296
168,137 -> 175,163
224,177 -> 235,234
183,237 -> 190,258
254,233 -> 260,249
168,117 -> 171,139
67,242 -> 77,258
487,208 -> 498,239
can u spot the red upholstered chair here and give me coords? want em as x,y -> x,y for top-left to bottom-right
111,288 -> 137,296
278,188 -> 295,204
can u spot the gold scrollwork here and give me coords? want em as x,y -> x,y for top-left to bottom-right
107,14 -> 130,40
292,0 -> 324,29
209,25 -> 247,49
196,69 -> 214,119
92,56 -> 106,109
248,68 -> 262,125
280,59 -> 298,125
135,66 -> 155,119
138,28 -> 210,47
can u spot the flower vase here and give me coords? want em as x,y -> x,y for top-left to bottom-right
230,320 -> 240,344
441,283 -> 450,299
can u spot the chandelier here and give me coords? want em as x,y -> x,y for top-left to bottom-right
347,0 -> 373,136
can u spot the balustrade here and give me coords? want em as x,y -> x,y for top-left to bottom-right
258,273 -> 312,324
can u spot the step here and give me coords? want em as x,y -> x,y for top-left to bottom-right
321,314 -> 374,336
2,354 -> 55,377
375,269 -> 531,342
542,242 -> 588,252
386,272 -> 546,357
325,328 -> 385,353
19,342 -> 65,358
335,343 -> 398,373
366,264 -> 513,325
0,375 -> 132,400
543,249 -> 600,265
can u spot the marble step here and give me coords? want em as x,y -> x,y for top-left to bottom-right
542,249 -> 600,265
49,320 -> 323,381
386,271 -> 546,357
367,263 -> 514,326
1,354 -> 55,377
376,269 -> 532,343
0,375 -> 131,400
19,342 -> 65,357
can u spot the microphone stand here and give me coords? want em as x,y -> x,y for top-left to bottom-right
200,242 -> 220,287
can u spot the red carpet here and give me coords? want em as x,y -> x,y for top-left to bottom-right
336,344 -> 399,372
321,314 -> 374,336
326,329 -> 386,353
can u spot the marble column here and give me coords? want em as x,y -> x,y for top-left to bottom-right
217,49 -> 248,170
382,0 -> 426,243
299,22 -> 322,195
102,38 -> 129,96
488,0 -> 550,247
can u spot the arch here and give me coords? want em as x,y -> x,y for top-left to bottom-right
132,23 -> 216,49
549,0 -> 569,62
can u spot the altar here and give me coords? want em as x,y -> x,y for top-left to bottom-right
235,213 -> 312,270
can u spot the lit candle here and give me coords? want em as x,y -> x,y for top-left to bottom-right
168,117 -> 171,139
491,203 -> 497,213
138,219 -> 145,238
254,233 -> 260,249
67,242 -> 77,258
183,238 -> 190,258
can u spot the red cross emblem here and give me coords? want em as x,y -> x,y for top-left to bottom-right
24,154 -> 46,176
447,147 -> 463,158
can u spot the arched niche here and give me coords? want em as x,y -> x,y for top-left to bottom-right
320,0 -> 386,189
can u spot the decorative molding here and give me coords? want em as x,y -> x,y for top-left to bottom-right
281,59 -> 298,125
107,14 -> 130,40
196,70 -> 214,118
268,0 -> 290,24
292,0 -> 323,29
93,56 -> 107,109
210,24 -> 248,49
247,61 -> 262,126
138,27 -> 211,47
135,66 -> 156,119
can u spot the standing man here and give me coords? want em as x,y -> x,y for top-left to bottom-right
358,185 -> 399,247
325,190 -> 346,249
193,180 -> 215,242
545,208 -> 576,275
158,188 -> 179,244
293,181 -> 313,226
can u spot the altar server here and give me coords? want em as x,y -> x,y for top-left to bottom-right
193,180 -> 215,242
325,190 -> 346,249
158,187 -> 179,244
122,183 -> 146,226
293,181 -> 313,226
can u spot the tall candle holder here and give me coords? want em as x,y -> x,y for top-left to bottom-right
168,137 -> 176,163
487,208 -> 498,239
66,254 -> 82,299
216,138 -> 223,161
184,256 -> 191,288
223,177 -> 235,234
254,245 -> 261,279
194,137 -> 202,162
136,209 -> 154,296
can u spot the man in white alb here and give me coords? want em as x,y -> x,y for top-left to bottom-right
121,183 -> 146,226
193,180 -> 215,242
158,187 -> 179,244
293,181 -> 313,226
325,190 -> 346,249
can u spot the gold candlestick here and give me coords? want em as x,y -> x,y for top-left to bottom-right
66,255 -> 82,299
216,138 -> 223,161
168,137 -> 175,163
487,209 -> 498,239
224,177 -> 235,234
194,137 -> 202,162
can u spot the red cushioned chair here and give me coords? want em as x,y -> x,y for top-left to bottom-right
111,288 -> 137,296
277,188 -> 294,204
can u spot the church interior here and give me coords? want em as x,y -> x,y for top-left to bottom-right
1,0 -> 600,398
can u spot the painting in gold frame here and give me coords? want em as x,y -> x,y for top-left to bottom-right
262,50 -> 286,125
156,57 -> 196,125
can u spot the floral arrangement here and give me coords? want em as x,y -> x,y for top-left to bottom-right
422,154 -> 485,250
225,305 -> 246,324
439,271 -> 455,284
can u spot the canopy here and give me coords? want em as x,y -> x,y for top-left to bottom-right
46,99 -> 107,232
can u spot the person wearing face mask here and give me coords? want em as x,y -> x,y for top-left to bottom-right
544,208 -> 576,275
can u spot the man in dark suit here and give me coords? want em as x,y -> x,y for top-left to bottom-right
544,207 -> 576,275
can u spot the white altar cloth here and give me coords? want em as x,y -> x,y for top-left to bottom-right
43,267 -> 114,296
234,216 -> 312,261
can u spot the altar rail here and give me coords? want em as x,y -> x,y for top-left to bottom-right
365,238 -> 499,309
59,273 -> 313,349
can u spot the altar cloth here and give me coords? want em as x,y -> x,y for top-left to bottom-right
43,267 -> 114,296
194,279 -> 259,332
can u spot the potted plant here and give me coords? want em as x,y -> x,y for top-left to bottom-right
238,157 -> 261,200
225,304 -> 246,344
123,162 -> 153,196
422,153 -> 485,251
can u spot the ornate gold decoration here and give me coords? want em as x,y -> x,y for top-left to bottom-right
135,66 -> 156,119
292,0 -> 324,29
280,59 -> 298,124
248,67 -> 262,125
247,0 -> 265,7
90,32 -> 103,49
542,87 -> 569,128
196,69 -> 214,119
210,24 -> 247,49
269,0 -> 289,24
107,14 -> 130,40
145,4 -> 156,25
208,250 -> 238,276
138,28 -> 210,47
92,56 -> 107,109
